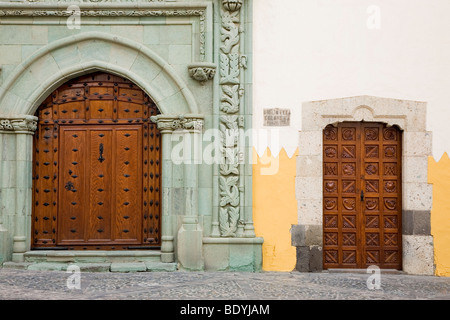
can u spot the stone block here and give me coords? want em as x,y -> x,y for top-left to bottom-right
152,68 -> 180,100
143,25 -> 161,45
47,26 -> 80,43
296,155 -> 322,178
111,25 -> 144,44
295,245 -> 322,272
198,187 -> 213,216
291,224 -> 322,247
177,224 -> 204,271
161,25 -> 192,45
402,210 -> 431,236
75,263 -> 111,273
297,199 -> 322,225
405,102 -> 427,131
148,45 -> 169,61
108,44 -> 139,71
0,227 -> 10,264
2,262 -> 32,270
27,262 -> 68,271
0,45 -> 22,64
402,235 -> 434,275
1,161 -> 16,188
229,244 -> 254,272
51,45 -> 82,70
145,262 -> 177,272
295,176 -> 322,200
78,40 -> 112,63
110,262 -> 147,273
404,132 -> 432,157
403,182 -> 433,211
403,156 -> 429,183
130,53 -> 162,84
298,131 -> 322,156
0,25 -> 47,45
32,54 -> 62,86
168,44 -> 192,65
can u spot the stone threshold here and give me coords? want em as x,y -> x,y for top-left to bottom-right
2,261 -> 178,273
325,268 -> 406,275
0,250 -> 179,272
24,250 -> 162,263
203,237 -> 264,244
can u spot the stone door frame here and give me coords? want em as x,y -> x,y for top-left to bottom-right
0,0 -> 263,272
0,31 -> 205,265
292,96 -> 434,275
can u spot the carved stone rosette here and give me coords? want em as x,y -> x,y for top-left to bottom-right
216,0 -> 246,238
0,116 -> 38,133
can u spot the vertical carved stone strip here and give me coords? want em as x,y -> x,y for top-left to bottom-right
239,2 -> 255,238
218,0 -> 242,238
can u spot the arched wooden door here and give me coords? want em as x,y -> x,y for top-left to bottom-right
32,72 -> 161,250
322,122 -> 402,269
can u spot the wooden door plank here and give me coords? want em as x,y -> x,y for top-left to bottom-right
57,127 -> 87,244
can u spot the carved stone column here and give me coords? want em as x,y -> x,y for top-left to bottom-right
0,116 -> 37,263
151,115 -> 204,269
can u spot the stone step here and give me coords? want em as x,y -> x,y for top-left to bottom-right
2,261 -> 178,273
326,268 -> 406,275
24,250 -> 162,264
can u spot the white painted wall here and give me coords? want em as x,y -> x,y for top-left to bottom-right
253,0 -> 450,159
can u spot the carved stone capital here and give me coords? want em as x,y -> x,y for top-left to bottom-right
150,115 -> 204,133
0,116 -> 38,133
188,63 -> 216,84
222,0 -> 243,12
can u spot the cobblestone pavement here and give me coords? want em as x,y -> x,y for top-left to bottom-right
0,268 -> 449,301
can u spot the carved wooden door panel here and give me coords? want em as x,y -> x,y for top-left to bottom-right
323,122 -> 402,269
58,125 -> 143,246
32,72 -> 161,250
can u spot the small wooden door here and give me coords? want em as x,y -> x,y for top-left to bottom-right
322,122 -> 402,269
32,72 -> 161,250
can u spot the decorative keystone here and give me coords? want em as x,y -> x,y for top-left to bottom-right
222,0 -> 243,11
188,63 -> 217,85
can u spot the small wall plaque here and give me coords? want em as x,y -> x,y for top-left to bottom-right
263,108 -> 291,127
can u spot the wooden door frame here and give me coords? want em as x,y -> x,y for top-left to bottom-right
293,96 -> 435,275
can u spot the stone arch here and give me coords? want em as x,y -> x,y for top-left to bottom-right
0,31 -> 198,117
294,95 -> 434,275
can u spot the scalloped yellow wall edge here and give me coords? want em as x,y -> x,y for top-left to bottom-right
253,149 -> 450,275
253,148 -> 298,272
429,153 -> 450,277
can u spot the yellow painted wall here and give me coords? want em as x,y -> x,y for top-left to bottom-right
252,149 -> 450,275
253,148 -> 298,271
429,153 -> 450,277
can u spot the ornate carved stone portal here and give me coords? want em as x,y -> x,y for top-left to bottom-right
0,0 -> 262,272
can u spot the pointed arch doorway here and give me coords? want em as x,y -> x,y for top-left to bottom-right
31,72 -> 162,250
